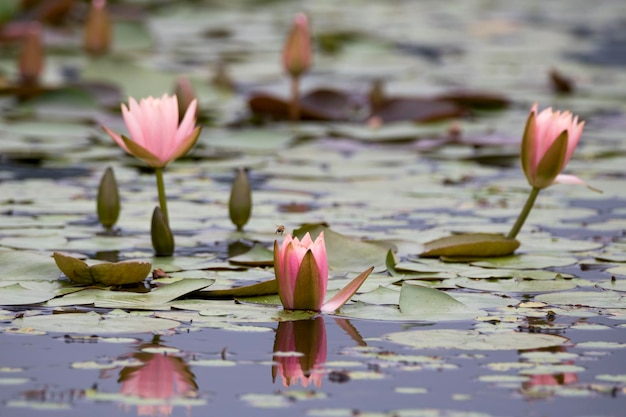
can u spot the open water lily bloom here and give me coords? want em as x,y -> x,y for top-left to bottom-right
521,103 -> 586,189
103,94 -> 201,168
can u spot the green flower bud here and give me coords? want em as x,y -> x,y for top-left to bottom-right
229,167 -> 252,231
97,166 -> 120,229
151,206 -> 174,257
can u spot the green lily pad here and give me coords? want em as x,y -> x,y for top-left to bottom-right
13,312 -> 180,334
535,291 -> 626,309
228,243 -> 274,267
0,251 -> 61,281
399,282 -> 484,321
199,278 -> 278,298
384,329 -> 568,350
53,252 -> 151,286
454,278 -> 577,293
420,233 -> 520,258
293,224 -> 388,272
46,278 -> 214,309
0,283 -> 58,305
471,255 -> 578,270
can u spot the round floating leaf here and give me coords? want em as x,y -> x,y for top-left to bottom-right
52,252 -> 92,284
0,250 -> 61,281
384,329 -> 568,350
420,233 -> 520,258
0,283 -> 57,305
228,243 -> 274,267
293,225 -> 387,272
536,291 -> 626,309
399,282 -> 484,321
13,312 -> 180,334
90,260 -> 152,286
471,255 -> 578,270
53,252 -> 151,286
454,278 -> 577,294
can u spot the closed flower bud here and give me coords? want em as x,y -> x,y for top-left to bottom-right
229,167 -> 252,231
84,0 -> 112,56
173,76 -> 198,122
282,13 -> 312,79
18,23 -> 44,85
97,166 -> 120,229
151,206 -> 174,256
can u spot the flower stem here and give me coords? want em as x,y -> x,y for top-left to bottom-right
507,186 -> 540,239
289,75 -> 300,122
155,167 -> 169,225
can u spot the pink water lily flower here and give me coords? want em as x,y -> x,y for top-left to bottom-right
521,103 -> 586,189
103,94 -> 201,168
274,232 -> 373,312
282,12 -> 312,78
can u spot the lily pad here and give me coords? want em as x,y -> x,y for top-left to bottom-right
293,224 -> 388,272
46,278 -> 214,309
384,329 -> 568,350
228,243 -> 274,267
399,282 -> 484,321
0,251 -> 61,281
420,233 -> 520,258
12,312 -> 180,334
454,278 -> 577,294
53,252 -> 151,286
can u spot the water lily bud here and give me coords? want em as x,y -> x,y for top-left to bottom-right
84,0 -> 112,56
97,166 -> 120,229
151,206 -> 174,256
282,12 -> 312,79
173,76 -> 198,122
18,23 -> 44,85
228,167 -> 252,231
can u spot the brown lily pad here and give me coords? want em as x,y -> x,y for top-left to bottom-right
53,252 -> 151,286
435,90 -> 510,110
248,88 -> 359,121
370,98 -> 466,123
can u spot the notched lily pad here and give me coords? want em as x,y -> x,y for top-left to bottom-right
52,252 -> 151,286
420,233 -> 520,258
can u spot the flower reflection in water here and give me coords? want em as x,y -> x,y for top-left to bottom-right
116,336 -> 198,416
272,317 -> 327,388
520,346 -> 579,399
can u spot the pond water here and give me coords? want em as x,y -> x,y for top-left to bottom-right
2,0 -> 626,416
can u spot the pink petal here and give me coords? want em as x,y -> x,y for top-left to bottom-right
321,266 -> 373,313
102,126 -> 129,153
554,174 -> 602,192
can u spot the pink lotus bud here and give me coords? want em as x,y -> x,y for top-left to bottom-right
520,103 -> 586,189
273,232 -> 373,312
84,0 -> 112,56
282,13 -> 312,78
18,23 -> 44,85
102,94 -> 201,168
274,232 -> 327,311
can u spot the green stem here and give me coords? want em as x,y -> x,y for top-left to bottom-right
155,168 -> 169,225
507,187 -> 540,239
289,75 -> 300,122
